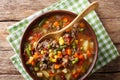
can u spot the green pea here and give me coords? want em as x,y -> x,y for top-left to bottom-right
34,67 -> 39,71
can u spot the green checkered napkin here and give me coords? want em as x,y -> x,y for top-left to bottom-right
6,0 -> 119,80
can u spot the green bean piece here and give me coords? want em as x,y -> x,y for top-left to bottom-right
53,49 -> 57,55
38,18 -> 47,27
25,48 -> 31,57
60,45 -> 67,49
25,44 -> 32,57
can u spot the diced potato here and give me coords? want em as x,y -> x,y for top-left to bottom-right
42,71 -> 49,78
62,68 -> 68,73
46,21 -> 49,23
83,53 -> 87,60
28,36 -> 33,40
41,50 -> 44,54
56,70 -> 61,73
65,73 -> 71,80
90,42 -> 94,48
37,72 -> 43,77
83,40 -> 89,51
59,37 -> 64,45
43,29 -> 47,33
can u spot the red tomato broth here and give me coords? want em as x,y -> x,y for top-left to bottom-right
23,14 -> 95,80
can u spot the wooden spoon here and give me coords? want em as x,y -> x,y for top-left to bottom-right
36,1 -> 98,50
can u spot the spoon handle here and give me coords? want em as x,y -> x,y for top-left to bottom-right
58,1 -> 98,34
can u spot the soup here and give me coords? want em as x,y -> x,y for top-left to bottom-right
23,14 -> 95,80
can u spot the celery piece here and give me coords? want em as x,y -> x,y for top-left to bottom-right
37,72 -> 43,77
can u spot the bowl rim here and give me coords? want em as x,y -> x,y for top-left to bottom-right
20,10 -> 98,80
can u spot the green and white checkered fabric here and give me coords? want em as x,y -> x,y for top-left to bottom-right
6,0 -> 119,80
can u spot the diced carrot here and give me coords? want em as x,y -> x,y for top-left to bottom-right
64,22 -> 70,27
73,53 -> 79,58
31,61 -> 35,66
33,33 -> 41,41
39,54 -> 43,58
66,48 -> 71,55
57,51 -> 62,58
77,68 -> 81,73
49,71 -> 55,77
28,57 -> 35,66
54,64 -> 61,69
73,68 -> 81,78
72,71 -> 79,78
65,28 -> 71,32
79,22 -> 85,27
79,54 -> 85,60
33,52 -> 39,59
63,17 -> 68,22
53,21 -> 59,27
78,61 -> 83,65
43,24 -> 49,28
30,39 -> 35,44
87,50 -> 92,58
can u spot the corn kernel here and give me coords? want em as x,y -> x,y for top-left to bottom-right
59,37 -> 64,45
33,42 -> 37,48
75,40 -> 78,44
41,50 -> 44,54
49,49 -> 52,52
50,58 -> 57,62
57,51 -> 61,54
54,55 -> 58,59
49,53 -> 53,57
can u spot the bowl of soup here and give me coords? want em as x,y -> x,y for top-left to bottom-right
20,10 -> 98,80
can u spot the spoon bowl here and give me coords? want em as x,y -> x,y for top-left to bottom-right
36,1 -> 98,50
